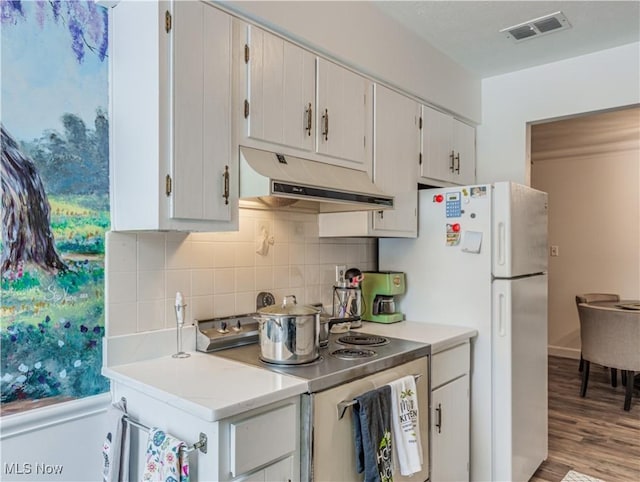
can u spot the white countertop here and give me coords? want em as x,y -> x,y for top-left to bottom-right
356,320 -> 477,354
103,321 -> 476,422
102,352 -> 308,422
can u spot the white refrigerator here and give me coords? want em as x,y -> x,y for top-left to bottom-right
379,182 -> 548,482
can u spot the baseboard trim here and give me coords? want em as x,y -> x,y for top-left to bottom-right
549,345 -> 581,360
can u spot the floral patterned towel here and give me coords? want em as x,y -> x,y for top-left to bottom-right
142,428 -> 189,482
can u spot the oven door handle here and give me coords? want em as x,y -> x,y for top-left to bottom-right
336,373 -> 423,420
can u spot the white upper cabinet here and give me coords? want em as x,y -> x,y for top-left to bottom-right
420,105 -> 476,186
371,85 -> 419,236
110,0 -> 237,232
318,85 -> 419,238
238,24 -> 372,171
316,58 -> 372,169
172,1 -> 233,223
242,24 -> 316,152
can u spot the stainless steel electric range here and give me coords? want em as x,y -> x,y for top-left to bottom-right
196,314 -> 432,482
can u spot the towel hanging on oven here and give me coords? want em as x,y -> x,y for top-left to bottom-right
352,385 -> 393,482
389,376 -> 423,476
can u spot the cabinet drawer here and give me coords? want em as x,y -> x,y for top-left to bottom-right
230,403 -> 297,477
432,342 -> 470,389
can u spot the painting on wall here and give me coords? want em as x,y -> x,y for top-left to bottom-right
0,0 -> 110,415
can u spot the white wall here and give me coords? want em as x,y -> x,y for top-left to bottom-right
478,42 -> 640,184
222,0 -> 481,123
0,395 -> 109,482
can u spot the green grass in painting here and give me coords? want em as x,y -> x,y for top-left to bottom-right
1,194 -> 111,404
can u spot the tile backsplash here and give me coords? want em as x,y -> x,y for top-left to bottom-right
106,208 -> 377,336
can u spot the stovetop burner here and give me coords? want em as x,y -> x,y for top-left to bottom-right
331,348 -> 377,360
337,334 -> 389,347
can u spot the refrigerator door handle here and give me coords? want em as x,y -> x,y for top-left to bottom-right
498,293 -> 506,337
497,222 -> 506,267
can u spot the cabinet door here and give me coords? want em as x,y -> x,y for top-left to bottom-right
172,1 -> 232,222
235,456 -> 295,482
431,375 -> 470,482
372,85 -> 419,236
245,25 -> 315,152
453,119 -> 476,185
264,455 -> 295,482
316,58 -> 371,168
420,105 -> 455,183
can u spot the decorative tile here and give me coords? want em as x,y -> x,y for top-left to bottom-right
106,208 -> 376,337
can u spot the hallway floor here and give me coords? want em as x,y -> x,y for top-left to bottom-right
531,356 -> 640,482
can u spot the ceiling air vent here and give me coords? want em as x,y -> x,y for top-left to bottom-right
500,11 -> 571,42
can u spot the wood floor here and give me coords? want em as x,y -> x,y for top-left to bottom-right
531,356 -> 640,482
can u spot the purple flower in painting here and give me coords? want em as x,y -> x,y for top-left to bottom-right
1,0 -> 108,63
0,0 -> 24,24
34,0 -> 45,27
80,324 -> 88,333
45,315 -> 51,323
68,16 -> 84,63
98,8 -> 108,61
87,340 -> 97,348
8,1 -> 23,14
10,335 -> 17,342
93,326 -> 101,334
51,0 -> 61,22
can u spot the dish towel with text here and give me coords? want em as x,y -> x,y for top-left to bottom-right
102,399 -> 130,482
142,428 -> 189,482
389,376 -> 423,476
353,385 -> 393,482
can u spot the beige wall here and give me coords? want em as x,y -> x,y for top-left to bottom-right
105,208 -> 376,336
531,107 -> 640,357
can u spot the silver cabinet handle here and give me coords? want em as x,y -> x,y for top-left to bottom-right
449,150 -> 455,173
455,152 -> 460,174
222,165 -> 230,205
305,103 -> 313,136
322,109 -> 329,141
435,403 -> 442,433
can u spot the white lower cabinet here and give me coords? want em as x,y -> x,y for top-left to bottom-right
222,402 -> 299,481
111,382 -> 300,481
430,343 -> 470,482
237,455 -> 295,482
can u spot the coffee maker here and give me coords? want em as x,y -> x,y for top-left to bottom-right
361,271 -> 405,323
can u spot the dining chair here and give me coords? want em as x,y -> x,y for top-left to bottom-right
575,293 -> 620,386
577,303 -> 640,411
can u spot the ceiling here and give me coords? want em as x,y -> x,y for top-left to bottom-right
373,1 -> 640,78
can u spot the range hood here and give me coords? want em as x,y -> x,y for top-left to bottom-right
239,147 -> 394,212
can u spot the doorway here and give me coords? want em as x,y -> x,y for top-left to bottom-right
529,105 -> 640,358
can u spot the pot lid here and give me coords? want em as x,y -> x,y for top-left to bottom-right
257,296 -> 319,316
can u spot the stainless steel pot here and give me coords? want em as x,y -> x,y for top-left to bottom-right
256,295 -> 320,364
